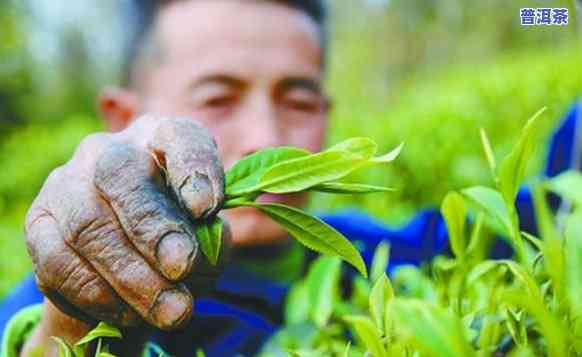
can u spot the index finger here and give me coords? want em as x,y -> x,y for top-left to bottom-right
149,117 -> 225,219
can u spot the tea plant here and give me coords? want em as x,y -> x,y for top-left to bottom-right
52,138 -> 403,356
51,322 -> 122,357
261,108 -> 582,356
198,137 -> 403,273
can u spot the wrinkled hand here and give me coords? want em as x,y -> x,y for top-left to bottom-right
25,116 -> 230,331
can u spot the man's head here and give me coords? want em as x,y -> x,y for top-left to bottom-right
99,0 -> 329,246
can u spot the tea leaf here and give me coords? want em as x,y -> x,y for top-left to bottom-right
312,182 -> 394,194
507,346 -> 536,357
226,147 -> 310,196
496,259 -> 568,355
521,232 -> 543,251
547,170 -> 582,207
369,273 -> 394,335
497,260 -> 541,299
505,308 -> 526,347
369,142 -> 404,163
344,315 -> 387,357
51,337 -> 74,357
242,202 -> 367,277
306,256 -> 342,327
370,241 -> 390,282
565,210 -> 582,323
467,260 -> 498,285
503,289 -> 568,357
256,151 -> 367,194
327,137 -> 377,159
466,213 -> 486,259
497,107 -> 545,206
342,342 -> 351,357
390,299 -> 474,357
531,184 -> 560,244
479,128 -> 497,183
194,217 -> 224,265
285,281 -> 310,324
97,353 -> 118,357
441,191 -> 467,259
75,322 -> 121,347
461,186 -> 511,236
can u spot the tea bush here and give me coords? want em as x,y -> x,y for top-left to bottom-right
260,113 -> 582,356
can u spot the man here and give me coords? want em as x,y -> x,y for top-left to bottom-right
1,0 -> 576,356
4,1 -> 442,356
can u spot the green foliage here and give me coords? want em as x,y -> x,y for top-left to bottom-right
319,44 -> 581,224
197,138 -> 402,273
193,217 -> 224,266
225,147 -> 310,196
261,113 -> 582,356
53,322 -> 121,357
240,203 -> 367,277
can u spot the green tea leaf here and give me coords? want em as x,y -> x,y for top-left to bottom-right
466,213 -> 486,259
479,128 -> 497,183
521,232 -> 543,251
75,322 -> 122,347
370,241 -> 390,282
369,142 -> 404,163
327,137 -> 377,159
392,266 -> 436,300
226,147 -> 310,196
531,184 -> 561,244
194,217 -> 224,265
311,182 -> 394,194
342,342 -> 351,357
495,259 -> 568,355
505,308 -> 527,347
461,186 -> 511,236
507,346 -> 537,357
547,170 -> 582,207
344,315 -> 387,357
306,256 -> 342,327
467,261 -> 498,285
390,299 -> 474,357
284,281 -> 310,324
369,273 -> 394,335
256,151 -> 367,194
51,337 -> 74,357
497,260 -> 541,299
441,191 -> 467,259
565,210 -> 582,323
97,353 -> 118,357
497,107 -> 545,206
503,289 -> 568,357
243,202 -> 367,277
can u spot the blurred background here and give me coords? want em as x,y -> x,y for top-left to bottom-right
0,0 -> 580,298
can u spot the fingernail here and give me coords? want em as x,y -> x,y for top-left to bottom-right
157,233 -> 195,281
181,175 -> 214,218
151,289 -> 192,330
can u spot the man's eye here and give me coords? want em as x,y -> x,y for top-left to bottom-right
284,97 -> 320,113
203,96 -> 237,108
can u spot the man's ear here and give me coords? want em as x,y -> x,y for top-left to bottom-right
98,87 -> 138,132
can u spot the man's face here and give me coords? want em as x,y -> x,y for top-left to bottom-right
101,0 -> 328,246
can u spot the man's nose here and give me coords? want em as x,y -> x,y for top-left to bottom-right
238,95 -> 283,156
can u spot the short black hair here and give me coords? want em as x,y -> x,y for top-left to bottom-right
122,0 -> 327,85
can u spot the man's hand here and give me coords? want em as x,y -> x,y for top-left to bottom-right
24,116 -> 229,331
